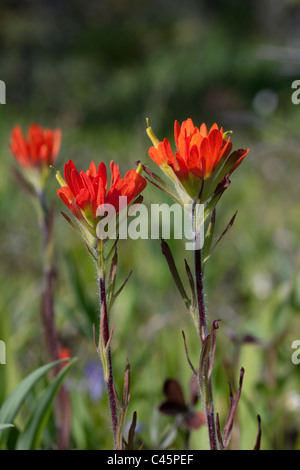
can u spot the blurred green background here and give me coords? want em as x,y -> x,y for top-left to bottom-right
1,0 -> 300,450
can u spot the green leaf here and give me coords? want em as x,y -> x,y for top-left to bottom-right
161,238 -> 190,311
0,359 -> 67,438
202,208 -> 216,266
0,424 -> 14,431
106,247 -> 118,313
15,358 -> 77,450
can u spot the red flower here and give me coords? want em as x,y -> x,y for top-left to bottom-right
59,348 -> 71,360
147,118 -> 249,202
10,124 -> 61,168
57,159 -> 146,223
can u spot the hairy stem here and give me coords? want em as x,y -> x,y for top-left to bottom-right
194,247 -> 207,342
97,242 -> 118,448
193,202 -> 217,450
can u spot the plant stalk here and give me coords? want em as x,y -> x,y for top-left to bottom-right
193,201 -> 218,450
194,246 -> 207,342
39,191 -> 71,450
97,240 -> 118,448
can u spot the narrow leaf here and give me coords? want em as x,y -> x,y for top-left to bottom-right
61,211 -> 81,237
84,241 -> 97,261
161,239 -> 190,311
202,208 -> 216,266
105,236 -> 119,263
15,358 -> 77,450
105,324 -> 115,354
0,424 -> 14,431
106,247 -> 118,312
122,360 -> 130,408
113,383 -> 122,412
127,411 -> 137,450
211,211 -> 238,253
139,163 -> 183,206
184,260 -> 196,308
182,331 -> 197,376
113,270 -> 133,301
0,359 -> 68,440
203,176 -> 231,221
198,320 -> 220,383
208,320 -> 220,379
253,415 -> 262,450
222,367 -> 245,449
215,413 -> 224,450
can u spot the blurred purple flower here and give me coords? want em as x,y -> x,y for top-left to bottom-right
84,360 -> 105,402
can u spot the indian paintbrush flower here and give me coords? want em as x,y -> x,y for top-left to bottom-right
56,159 -> 146,249
10,124 -> 62,193
146,118 -> 249,207
9,123 -> 72,449
145,118 -> 250,450
56,157 -> 146,449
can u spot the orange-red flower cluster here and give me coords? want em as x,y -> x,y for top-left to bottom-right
147,118 -> 249,202
10,124 -> 61,169
57,159 -> 146,221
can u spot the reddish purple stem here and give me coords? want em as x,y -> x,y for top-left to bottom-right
194,245 -> 218,450
99,276 -> 118,447
40,194 -> 71,450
